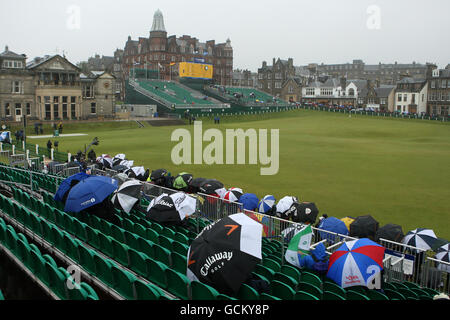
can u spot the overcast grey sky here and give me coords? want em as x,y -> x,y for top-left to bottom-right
1,0 -> 449,70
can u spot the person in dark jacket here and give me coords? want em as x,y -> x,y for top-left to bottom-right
46,140 -> 52,157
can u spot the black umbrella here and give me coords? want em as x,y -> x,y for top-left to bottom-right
189,177 -> 207,193
111,179 -> 143,214
375,224 -> 404,243
291,202 -> 319,224
112,164 -> 129,173
150,169 -> 168,186
146,192 -> 196,226
199,179 -> 226,196
187,213 -> 263,295
349,215 -> 379,240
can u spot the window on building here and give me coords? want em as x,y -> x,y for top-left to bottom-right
62,96 -> 68,119
83,85 -> 93,98
403,94 -> 407,102
275,82 -> 282,89
53,96 -> 59,119
411,94 -> 416,104
44,96 -> 51,120
268,73 -> 271,80
348,88 -> 355,96
71,97 -> 76,118
26,103 -> 31,115
12,81 -> 23,94
275,73 -> 282,80
91,102 -> 96,114
267,82 -> 271,89
258,73 -> 263,80
431,81 -> 436,88
288,86 -> 294,93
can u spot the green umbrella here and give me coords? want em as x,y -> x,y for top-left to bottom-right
432,237 -> 449,252
173,172 -> 193,191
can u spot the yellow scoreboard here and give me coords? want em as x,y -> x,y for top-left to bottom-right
179,62 -> 213,79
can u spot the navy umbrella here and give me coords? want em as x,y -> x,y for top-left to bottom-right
349,215 -> 379,240
375,224 -> 404,243
64,176 -> 118,213
239,193 -> 259,211
54,172 -> 90,202
318,217 -> 349,243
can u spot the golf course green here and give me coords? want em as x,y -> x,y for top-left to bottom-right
23,109 -> 450,239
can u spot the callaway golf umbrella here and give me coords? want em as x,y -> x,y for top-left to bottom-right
318,217 -> 349,243
275,196 -> 299,220
349,215 -> 379,240
223,187 -> 244,203
375,224 -> 404,243
187,212 -> 262,295
64,175 -> 118,213
402,228 -> 437,251
146,192 -> 196,225
54,172 -> 90,203
257,195 -> 276,214
172,172 -> 193,192
327,238 -> 385,289
111,179 -> 143,214
292,202 -> 319,224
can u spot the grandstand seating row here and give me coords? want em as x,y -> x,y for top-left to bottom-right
0,163 -> 441,300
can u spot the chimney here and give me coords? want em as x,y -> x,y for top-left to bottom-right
340,77 -> 347,90
273,58 -> 276,66
288,58 -> 293,67
262,61 -> 267,68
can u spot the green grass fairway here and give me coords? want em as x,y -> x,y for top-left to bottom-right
27,110 -> 450,239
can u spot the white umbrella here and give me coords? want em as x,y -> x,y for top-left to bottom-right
402,228 -> 437,251
111,179 -> 142,213
276,196 -> 298,216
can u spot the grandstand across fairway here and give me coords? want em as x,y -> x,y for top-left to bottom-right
25,109 -> 450,239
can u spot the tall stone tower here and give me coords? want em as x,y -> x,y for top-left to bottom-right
149,9 -> 168,53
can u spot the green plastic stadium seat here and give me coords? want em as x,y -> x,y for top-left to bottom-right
78,245 -> 97,273
146,259 -> 168,289
174,232 -> 189,245
146,228 -> 159,243
93,255 -> 114,286
97,233 -> 114,257
171,251 -> 187,274
384,288 -> 406,300
110,224 -> 126,243
137,238 -> 155,258
45,262 -> 68,299
271,280 -> 295,300
153,244 -> 172,266
298,281 -> 322,299
262,258 -> 281,273
134,280 -> 161,300
165,268 -> 190,300
294,290 -> 321,300
172,241 -> 189,256
111,265 -> 137,299
323,290 -> 346,300
254,264 -> 275,281
273,272 -> 298,291
237,283 -> 260,300
111,239 -> 130,266
158,235 -> 174,252
280,264 -> 302,283
366,290 -> 389,300
190,281 -> 219,300
124,230 -> 140,251
85,226 -> 101,249
300,271 -> 322,288
346,290 -> 370,300
397,288 -> 419,300
402,281 -> 420,290
128,248 -> 150,277
323,280 -> 346,297
259,293 -> 282,300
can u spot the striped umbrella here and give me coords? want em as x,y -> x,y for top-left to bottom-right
223,187 -> 243,203
436,243 -> 450,263
258,195 -> 276,214
402,228 -> 437,251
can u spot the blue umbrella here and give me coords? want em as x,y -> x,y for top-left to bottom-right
258,195 -> 276,214
239,193 -> 259,211
54,172 -> 90,202
64,176 -> 118,213
318,217 -> 349,243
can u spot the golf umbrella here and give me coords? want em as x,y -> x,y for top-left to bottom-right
149,169 -> 168,186
187,212 -> 262,295
432,238 -> 450,252
97,156 -> 113,169
111,179 -> 143,214
113,153 -> 126,165
275,196 -> 299,220
341,217 -> 355,231
189,177 -> 207,193
172,172 -> 193,191
375,224 -> 404,243
402,228 -> 437,251
120,160 -> 134,168
239,193 -> 259,211
435,244 -> 450,272
349,215 -> 379,240
112,164 -> 129,173
146,192 -> 196,225
223,187 -> 243,203
258,195 -> 276,214
292,202 -> 319,224
318,217 -> 349,243
54,172 -> 90,202
126,166 -> 145,178
64,176 -> 118,213
199,179 -> 227,201
327,238 -> 385,288
112,173 -> 129,186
